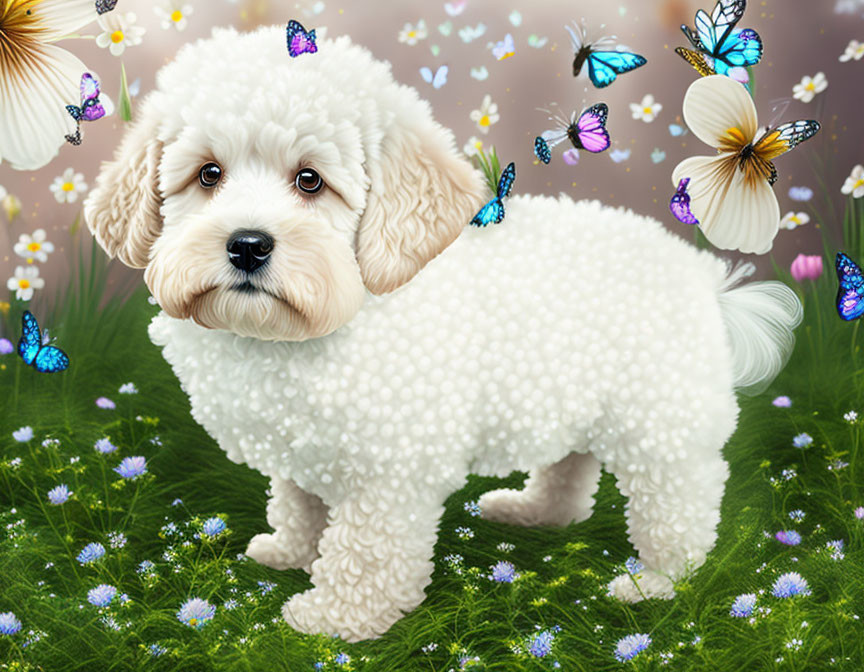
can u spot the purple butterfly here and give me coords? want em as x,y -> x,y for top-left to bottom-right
95,0 -> 118,15
670,178 -> 699,225
533,103 -> 610,165
64,73 -> 106,146
287,20 -> 317,58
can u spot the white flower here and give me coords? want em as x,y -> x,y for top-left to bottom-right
0,0 -> 103,170
840,40 -> 864,62
469,95 -> 499,134
0,184 -> 6,201
7,266 -> 45,302
792,72 -> 828,103
463,136 -> 484,157
154,1 -> 193,32
49,168 -> 88,204
671,75 -> 784,254
779,212 -> 810,231
14,230 -> 55,264
398,20 -> 427,46
96,12 -> 146,57
842,165 -> 864,198
630,94 -> 663,123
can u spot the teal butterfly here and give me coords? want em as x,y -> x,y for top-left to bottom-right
565,21 -> 647,88
470,162 -> 516,227
18,311 -> 69,373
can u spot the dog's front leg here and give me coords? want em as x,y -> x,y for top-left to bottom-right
246,477 -> 329,573
281,478 -> 448,641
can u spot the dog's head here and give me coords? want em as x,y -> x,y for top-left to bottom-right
85,26 -> 485,341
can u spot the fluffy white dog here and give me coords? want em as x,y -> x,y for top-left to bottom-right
84,25 -> 802,642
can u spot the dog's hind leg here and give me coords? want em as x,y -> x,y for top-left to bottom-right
478,452 -> 602,527
246,477 -> 329,573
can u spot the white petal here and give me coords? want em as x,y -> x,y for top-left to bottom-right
673,155 -> 780,254
7,278 -> 18,291
32,0 -> 98,41
683,75 -> 758,149
0,45 -> 87,170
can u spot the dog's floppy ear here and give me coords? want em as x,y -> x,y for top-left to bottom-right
356,87 -> 486,294
84,95 -> 164,269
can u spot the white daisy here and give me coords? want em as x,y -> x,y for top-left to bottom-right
469,95 -> 499,135
154,1 -> 193,32
842,165 -> 864,198
0,0 -> 103,170
398,20 -> 427,46
463,136 -> 484,157
840,40 -> 864,62
7,266 -> 45,302
792,72 -> 828,103
779,212 -> 810,231
14,230 -> 55,264
671,75 -> 783,254
50,168 -> 88,204
630,94 -> 662,123
96,11 -> 145,57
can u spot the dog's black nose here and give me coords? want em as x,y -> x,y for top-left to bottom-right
227,230 -> 274,273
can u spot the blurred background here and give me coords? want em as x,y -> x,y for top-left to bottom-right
1,0 -> 863,329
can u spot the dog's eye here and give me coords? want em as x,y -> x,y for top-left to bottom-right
295,168 -> 324,194
199,162 -> 223,189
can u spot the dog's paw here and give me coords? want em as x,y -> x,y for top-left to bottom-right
282,589 -> 387,642
478,487 -> 583,527
607,570 -> 675,603
246,533 -> 317,572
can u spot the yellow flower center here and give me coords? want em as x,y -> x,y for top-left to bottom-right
171,10 -> 183,22
18,279 -> 30,290
473,140 -> 483,149
855,178 -> 864,190
61,181 -> 74,192
805,81 -> 815,91
479,115 -> 490,127
643,106 -> 653,115
189,618 -> 198,626
27,241 -> 41,252
111,30 -> 124,43
407,30 -> 416,38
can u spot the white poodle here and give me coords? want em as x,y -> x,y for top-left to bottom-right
84,25 -> 802,642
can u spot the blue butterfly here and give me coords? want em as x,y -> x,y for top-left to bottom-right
836,253 -> 864,322
17,311 -> 69,373
470,162 -> 516,227
565,21 -> 647,89
680,0 -> 762,76
534,137 -> 552,164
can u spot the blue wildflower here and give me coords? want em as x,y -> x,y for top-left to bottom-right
772,396 -> 792,407
137,560 -> 155,574
171,498 -> 183,507
12,426 -> 33,442
792,433 -> 813,448
119,383 -> 138,394
177,597 -> 216,629
463,500 -> 482,517
614,633 -> 651,662
108,532 -> 127,549
314,664 -> 325,670
0,612 -> 22,635
788,186 -> 813,202
775,530 -> 802,546
202,517 -> 227,537
94,438 -> 117,454
114,456 -> 147,479
147,643 -> 167,657
528,630 -> 555,657
625,556 -> 644,575
95,396 -> 116,409
0,338 -> 13,355
87,584 -> 117,607
334,653 -> 350,665
223,599 -> 239,610
455,526 -> 474,540
772,572 -> 811,598
257,581 -> 276,595
729,593 -> 757,617
788,509 -> 805,523
47,484 -> 72,505
490,561 -> 517,583
77,542 -> 106,565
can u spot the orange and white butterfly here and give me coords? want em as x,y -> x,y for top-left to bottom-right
672,75 -> 819,254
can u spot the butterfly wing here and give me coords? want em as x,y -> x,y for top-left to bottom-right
432,65 -> 448,89
712,28 -> 762,73
81,73 -> 100,102
95,0 -> 118,15
419,67 -> 433,83
837,253 -> 864,321
753,120 -> 821,162
670,178 -> 700,225
470,198 -> 504,227
675,47 -> 716,76
586,51 -> 647,88
65,127 -> 82,146
575,103 -> 610,153
287,20 -> 317,57
34,346 -> 70,374
65,104 -> 83,122
17,311 -> 42,367
534,137 -> 552,164
564,22 -> 584,53
496,162 -> 516,200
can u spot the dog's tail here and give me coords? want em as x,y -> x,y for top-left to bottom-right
716,262 -> 803,395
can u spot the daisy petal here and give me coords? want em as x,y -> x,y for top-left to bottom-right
683,75 -> 758,149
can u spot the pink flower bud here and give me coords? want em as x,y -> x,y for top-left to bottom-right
790,254 -> 823,282
728,67 -> 750,84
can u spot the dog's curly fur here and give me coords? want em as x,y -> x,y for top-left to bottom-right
85,25 -> 802,642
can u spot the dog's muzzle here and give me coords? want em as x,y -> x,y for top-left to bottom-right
227,230 -> 274,274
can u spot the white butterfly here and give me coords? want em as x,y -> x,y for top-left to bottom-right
470,66 -> 489,80
419,65 -> 449,89
444,0 -> 466,16
492,33 -> 515,60
459,23 -> 486,43
509,10 -> 522,26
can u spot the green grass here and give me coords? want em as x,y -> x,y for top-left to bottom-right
2,205 -> 864,671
